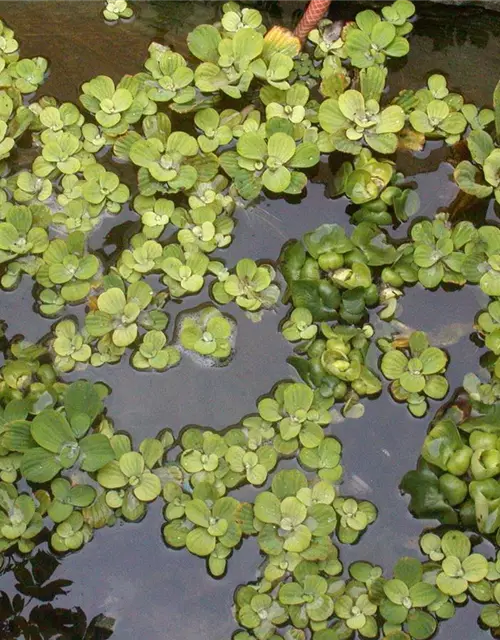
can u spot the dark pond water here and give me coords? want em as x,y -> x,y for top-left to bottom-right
0,1 -> 500,638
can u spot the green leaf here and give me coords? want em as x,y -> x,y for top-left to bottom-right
406,610 -> 437,640
186,527 -> 216,556
31,410 -> 75,452
254,492 -> 281,524
79,434 -> 115,472
494,79 -> 500,142
187,25 -> 221,63
21,448 -> 62,483
399,462 -> 459,524
381,350 -> 408,380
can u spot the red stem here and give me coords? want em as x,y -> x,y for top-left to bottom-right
293,0 -> 333,42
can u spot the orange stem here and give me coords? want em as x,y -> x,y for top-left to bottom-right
293,0 -> 332,42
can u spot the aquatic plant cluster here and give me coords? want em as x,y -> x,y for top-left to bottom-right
0,1 -> 500,638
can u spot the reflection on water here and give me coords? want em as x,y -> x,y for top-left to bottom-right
0,1 -> 499,639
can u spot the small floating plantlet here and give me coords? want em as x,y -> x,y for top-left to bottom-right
178,306 -> 236,364
103,0 -> 133,22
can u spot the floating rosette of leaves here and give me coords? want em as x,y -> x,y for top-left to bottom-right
4,56 -> 48,94
461,225 -> 500,296
0,341 -> 66,409
332,149 -> 395,205
379,557 -> 440,638
52,200 -> 100,237
345,3 -> 414,69
252,49 -> 296,92
281,307 -> 318,343
0,203 -> 50,291
220,2 -> 265,35
288,324 -> 381,416
220,128 -> 319,200
32,98 -> 83,137
131,330 -> 180,371
225,442 -> 277,487
80,74 -> 155,136
279,223 -> 387,326
319,88 -> 405,155
97,436 -> 164,521
35,232 -> 101,310
211,258 -> 280,312
78,163 -> 130,214
51,319 -> 91,372
257,382 -> 332,455
235,585 -> 288,638
232,415 -> 276,455
85,279 -> 156,348
401,382 -> 500,534
2,380 -> 115,483
299,437 -> 343,484
426,531 -> 489,598
409,97 -> 467,144
480,582 -> 500,630
331,148 -> 420,225
476,300 -> 500,356
331,583 -> 378,638
10,171 -> 52,203
163,480 -> 246,577
463,371 -> 500,407
178,428 -> 232,494
189,24 -> 263,99
173,203 -> 234,253
129,131 -> 204,197
33,130 -> 84,178
260,84 -> 319,143
142,45 -> 195,106
116,233 -> 162,284
103,0 -> 133,22
161,243 -> 210,297
0,482 -> 43,553
50,510 -> 93,552
0,20 -> 19,62
410,213 -> 477,288
45,477 -> 96,526
379,331 -> 449,417
194,107 -> 236,153
189,173 -> 234,212
133,195 -> 174,239
333,496 -> 377,544
179,306 -> 235,361
454,129 -> 500,205
278,574 -> 335,629
308,19 -> 345,60
259,535 -> 342,589
253,469 -> 337,557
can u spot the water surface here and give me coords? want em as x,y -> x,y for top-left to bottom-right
0,2 -> 499,639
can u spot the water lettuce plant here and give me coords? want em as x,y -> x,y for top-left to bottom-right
379,331 -> 449,416
211,258 -> 280,312
455,129 -> 500,204
220,128 -> 320,199
179,306 -> 234,360
85,281 -> 154,347
318,88 -> 405,155
103,0 -> 133,22
131,330 -> 180,371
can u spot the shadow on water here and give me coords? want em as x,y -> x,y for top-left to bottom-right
0,1 -> 500,638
